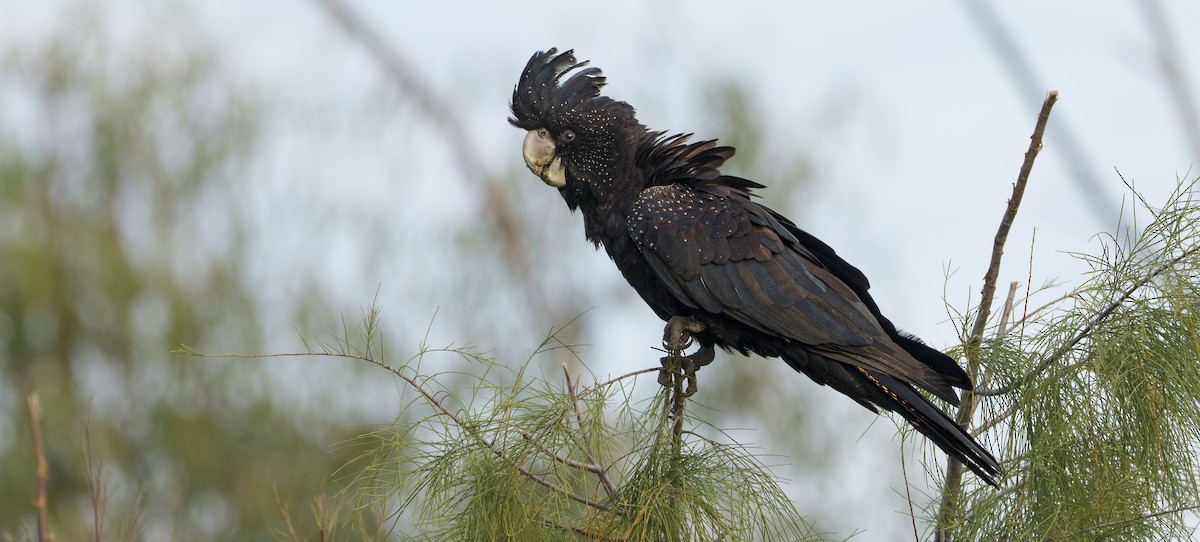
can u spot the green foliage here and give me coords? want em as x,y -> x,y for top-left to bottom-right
252,311 -> 825,541
936,178 -> 1200,540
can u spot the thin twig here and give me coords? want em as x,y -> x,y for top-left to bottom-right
28,394 -> 50,542
588,367 -> 663,393
972,402 -> 1015,437
517,426 -> 610,479
975,242 -> 1200,397
978,281 -> 1021,391
1011,288 -> 1083,331
996,281 -> 1021,337
564,364 -> 617,496
680,430 -> 722,447
935,90 -> 1058,542
313,491 -> 330,542
274,486 -> 302,542
1069,502 -> 1200,537
968,91 -> 1058,352
667,357 -> 686,459
899,437 -> 919,542
1021,228 -> 1037,343
84,403 -> 104,542
188,349 -> 613,512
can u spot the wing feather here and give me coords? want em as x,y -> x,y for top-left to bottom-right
630,184 -> 882,347
628,182 -> 959,394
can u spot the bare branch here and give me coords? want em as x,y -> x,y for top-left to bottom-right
899,437 -> 919,542
588,367 -> 663,393
996,281 -> 1021,337
937,90 -> 1058,542
662,351 -> 688,459
28,393 -> 50,542
84,403 -> 105,542
968,90 -> 1058,353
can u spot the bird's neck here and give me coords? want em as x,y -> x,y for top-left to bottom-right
564,157 -> 646,249
578,191 -> 638,249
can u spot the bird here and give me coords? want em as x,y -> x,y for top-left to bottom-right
509,48 -> 1001,486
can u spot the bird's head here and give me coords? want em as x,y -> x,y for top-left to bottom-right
509,48 -> 640,208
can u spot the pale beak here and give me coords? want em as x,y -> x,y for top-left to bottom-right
523,129 -> 566,188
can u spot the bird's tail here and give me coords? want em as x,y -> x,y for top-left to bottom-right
780,350 -> 1001,486
854,367 -> 1001,486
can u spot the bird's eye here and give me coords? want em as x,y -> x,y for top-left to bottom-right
561,130 -> 576,143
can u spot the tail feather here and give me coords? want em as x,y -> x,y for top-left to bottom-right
855,367 -> 1001,486
781,349 -> 1001,486
891,331 -> 973,390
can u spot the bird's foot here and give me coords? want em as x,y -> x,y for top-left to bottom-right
662,316 -> 706,352
658,317 -> 712,397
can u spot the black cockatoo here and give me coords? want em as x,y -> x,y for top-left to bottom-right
509,48 -> 1000,486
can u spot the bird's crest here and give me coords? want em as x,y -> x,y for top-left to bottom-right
509,48 -> 609,130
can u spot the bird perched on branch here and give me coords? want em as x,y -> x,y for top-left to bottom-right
509,48 -> 1000,486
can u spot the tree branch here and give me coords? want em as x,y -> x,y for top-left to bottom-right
659,349 -> 688,459
588,367 -> 663,394
996,281 -> 1021,337
899,436 -> 919,542
971,401 -> 1015,437
28,393 -> 50,542
975,241 -> 1200,397
1071,502 -> 1200,537
187,349 -> 614,512
967,90 -> 1058,354
563,364 -> 617,496
84,403 -> 105,542
936,90 -> 1058,542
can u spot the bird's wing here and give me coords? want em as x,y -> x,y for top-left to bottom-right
628,182 -> 942,386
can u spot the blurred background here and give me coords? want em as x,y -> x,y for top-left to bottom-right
2,1 -> 1198,539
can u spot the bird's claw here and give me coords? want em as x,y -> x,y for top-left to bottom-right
662,316 -> 706,352
681,345 -> 715,397
659,347 -> 714,397
659,317 -> 712,397
657,362 -> 674,388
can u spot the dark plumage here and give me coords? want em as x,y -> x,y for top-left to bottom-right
510,48 -> 1000,486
